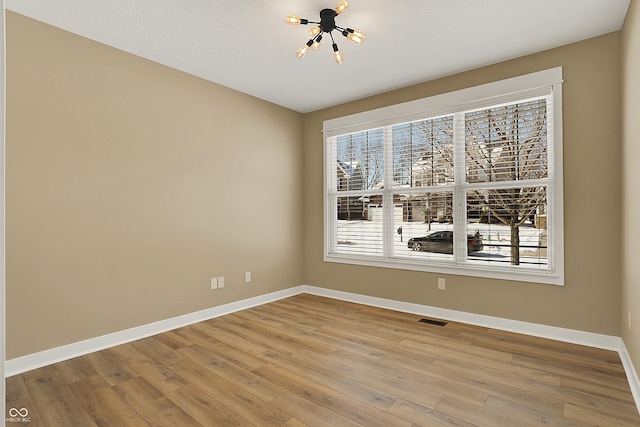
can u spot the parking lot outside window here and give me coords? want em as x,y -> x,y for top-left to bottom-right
324,68 -> 564,285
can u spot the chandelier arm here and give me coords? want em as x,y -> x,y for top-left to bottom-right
335,26 -> 357,34
329,31 -> 341,54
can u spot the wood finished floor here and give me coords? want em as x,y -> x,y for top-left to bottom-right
6,294 -> 640,427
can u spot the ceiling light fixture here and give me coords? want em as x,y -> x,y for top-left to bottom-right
286,0 -> 366,65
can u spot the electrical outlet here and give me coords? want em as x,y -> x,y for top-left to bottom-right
438,278 -> 446,290
218,277 -> 225,288
629,311 -> 632,331
245,272 -> 252,283
210,278 -> 218,290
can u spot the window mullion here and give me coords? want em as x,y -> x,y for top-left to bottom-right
453,113 -> 467,263
383,126 -> 395,259
325,136 -> 337,254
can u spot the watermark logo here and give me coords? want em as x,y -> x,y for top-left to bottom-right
7,407 -> 31,423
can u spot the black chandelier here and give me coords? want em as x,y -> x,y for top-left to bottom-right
286,0 -> 366,64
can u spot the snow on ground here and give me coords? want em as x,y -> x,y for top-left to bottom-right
336,220 -> 547,267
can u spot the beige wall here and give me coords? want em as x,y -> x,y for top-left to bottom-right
5,12 -> 304,359
303,33 -> 623,336
1,0 -> 6,418
622,0 -> 640,379
5,8 -> 634,363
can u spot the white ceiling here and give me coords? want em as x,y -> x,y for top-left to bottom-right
5,0 -> 631,113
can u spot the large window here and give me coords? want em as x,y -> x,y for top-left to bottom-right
324,68 -> 564,285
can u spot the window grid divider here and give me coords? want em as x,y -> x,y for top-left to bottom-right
383,126 -> 395,259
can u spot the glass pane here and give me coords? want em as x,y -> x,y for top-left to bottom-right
466,99 -> 547,184
392,116 -> 454,188
335,195 -> 383,256
467,187 -> 548,268
392,192 -> 454,261
335,129 -> 384,191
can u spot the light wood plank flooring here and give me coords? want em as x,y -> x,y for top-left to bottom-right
6,294 -> 640,426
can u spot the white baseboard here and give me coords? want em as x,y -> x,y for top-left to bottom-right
301,285 -> 640,414
301,286 -> 622,350
619,340 -> 640,414
5,286 -> 304,377
5,283 -> 640,415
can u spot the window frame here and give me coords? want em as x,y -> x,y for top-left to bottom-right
323,68 -> 564,286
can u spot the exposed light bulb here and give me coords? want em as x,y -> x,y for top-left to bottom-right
309,26 -> 321,37
296,40 -> 314,59
296,44 -> 310,58
342,28 -> 366,44
347,33 -> 362,44
333,43 -> 344,64
350,29 -> 366,43
287,15 -> 309,25
335,0 -> 349,14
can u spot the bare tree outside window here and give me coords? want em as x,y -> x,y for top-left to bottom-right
393,117 -> 454,187
335,130 -> 384,220
393,117 -> 454,230
336,130 -> 384,191
466,99 -> 548,265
